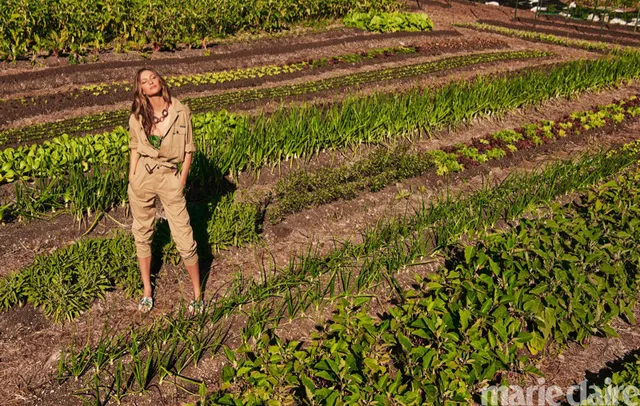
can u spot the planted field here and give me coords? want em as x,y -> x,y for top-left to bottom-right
529,12 -> 640,35
474,19 -> 640,48
3,1 -> 640,405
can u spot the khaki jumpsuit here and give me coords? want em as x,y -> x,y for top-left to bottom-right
128,97 -> 198,266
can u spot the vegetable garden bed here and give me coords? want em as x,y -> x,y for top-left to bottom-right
3,95 -> 638,322
3,49 -> 640,223
207,165 -> 640,404
475,19 -> 640,48
0,29 -> 452,97
268,95 -> 640,222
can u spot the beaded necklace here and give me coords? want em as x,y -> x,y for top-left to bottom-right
148,106 -> 169,149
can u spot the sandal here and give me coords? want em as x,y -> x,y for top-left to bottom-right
138,297 -> 153,313
188,299 -> 204,314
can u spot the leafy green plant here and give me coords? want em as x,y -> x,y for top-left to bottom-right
13,232 -> 139,322
268,95 -> 640,221
343,11 -> 434,32
207,195 -> 263,253
577,355 -> 640,405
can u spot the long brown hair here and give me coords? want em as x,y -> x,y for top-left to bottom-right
131,67 -> 172,137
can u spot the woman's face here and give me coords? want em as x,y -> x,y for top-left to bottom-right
139,70 -> 162,97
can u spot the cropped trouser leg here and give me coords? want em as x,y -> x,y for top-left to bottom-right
128,160 -> 198,265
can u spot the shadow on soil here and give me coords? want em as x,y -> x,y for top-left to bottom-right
149,175 -> 237,299
559,348 -> 640,405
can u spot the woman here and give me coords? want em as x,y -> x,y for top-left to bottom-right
128,67 -> 202,313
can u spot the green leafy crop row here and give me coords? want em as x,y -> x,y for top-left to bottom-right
0,0 -> 399,62
99,46 -> 417,92
0,232 -> 139,322
0,109 -> 129,149
208,166 -> 640,405
184,50 -> 550,114
343,11 -> 434,32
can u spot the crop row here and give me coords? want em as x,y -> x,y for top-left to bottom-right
2,50 -> 640,223
56,143 -> 640,403
0,110 -> 131,150
454,22 -> 620,53
269,95 -> 640,221
96,46 -> 417,91
0,45 -> 419,116
512,16 -> 640,43
208,166 -> 640,404
0,0 -> 398,61
0,45 -> 519,147
0,192 -> 263,322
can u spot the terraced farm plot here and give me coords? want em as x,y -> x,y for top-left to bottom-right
3,1 -> 640,405
475,18 -> 640,47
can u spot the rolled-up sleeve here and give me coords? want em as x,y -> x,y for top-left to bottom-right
129,114 -> 139,150
184,108 -> 196,154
